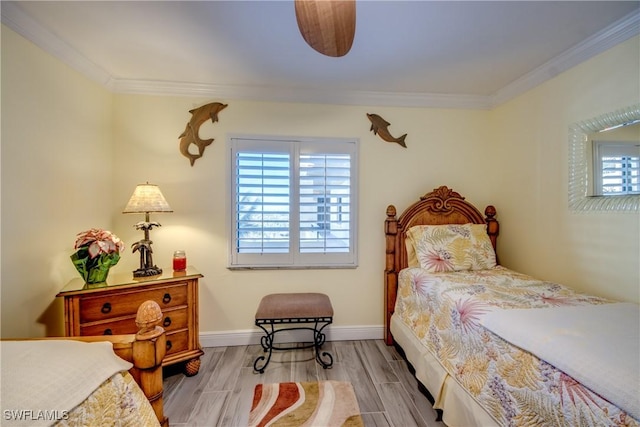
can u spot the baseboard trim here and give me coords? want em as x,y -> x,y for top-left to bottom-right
199,325 -> 384,348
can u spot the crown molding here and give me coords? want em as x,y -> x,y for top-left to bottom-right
3,3 -> 638,110
491,11 -> 640,108
1,1 -> 114,87
112,79 -> 494,109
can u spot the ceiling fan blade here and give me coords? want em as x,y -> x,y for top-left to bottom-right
295,0 -> 355,57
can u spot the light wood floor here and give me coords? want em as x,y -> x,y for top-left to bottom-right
163,340 -> 445,427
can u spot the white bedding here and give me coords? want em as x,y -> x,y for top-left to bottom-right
0,340 -> 132,426
480,302 -> 640,420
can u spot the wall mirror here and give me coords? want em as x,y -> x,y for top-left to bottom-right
568,104 -> 640,212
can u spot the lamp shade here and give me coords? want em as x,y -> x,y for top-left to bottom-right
123,183 -> 173,214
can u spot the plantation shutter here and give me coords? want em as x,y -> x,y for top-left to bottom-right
299,153 -> 351,253
229,136 -> 358,269
594,142 -> 640,195
235,152 -> 291,253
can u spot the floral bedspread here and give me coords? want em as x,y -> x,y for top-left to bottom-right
55,372 -> 160,427
396,265 -> 639,427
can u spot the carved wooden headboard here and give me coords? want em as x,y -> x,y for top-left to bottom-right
383,186 -> 499,345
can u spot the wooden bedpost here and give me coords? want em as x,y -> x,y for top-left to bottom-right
484,205 -> 499,263
384,204 -> 398,345
131,301 -> 168,427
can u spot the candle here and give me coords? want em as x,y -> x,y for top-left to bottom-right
173,250 -> 186,272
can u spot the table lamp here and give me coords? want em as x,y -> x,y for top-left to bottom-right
123,182 -> 173,277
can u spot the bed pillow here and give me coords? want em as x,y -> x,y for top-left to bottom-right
405,238 -> 420,268
406,223 -> 496,272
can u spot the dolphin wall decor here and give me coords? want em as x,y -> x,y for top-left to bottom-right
366,113 -> 407,148
178,102 -> 228,166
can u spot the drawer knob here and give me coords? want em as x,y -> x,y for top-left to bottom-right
163,317 -> 172,327
163,293 -> 172,304
166,340 -> 172,351
101,303 -> 112,314
103,328 -> 113,335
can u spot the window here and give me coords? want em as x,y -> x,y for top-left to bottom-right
229,135 -> 358,268
593,141 -> 640,196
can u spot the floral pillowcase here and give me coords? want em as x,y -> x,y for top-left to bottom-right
406,223 -> 496,272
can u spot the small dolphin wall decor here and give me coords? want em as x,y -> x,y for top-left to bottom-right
366,113 -> 407,148
179,102 -> 228,166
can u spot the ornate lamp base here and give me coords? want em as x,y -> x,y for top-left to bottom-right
133,266 -> 163,277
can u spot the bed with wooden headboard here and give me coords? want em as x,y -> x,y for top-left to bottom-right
1,301 -> 168,427
383,186 -> 638,427
384,185 -> 498,346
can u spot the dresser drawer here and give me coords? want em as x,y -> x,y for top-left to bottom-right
165,330 -> 188,356
158,308 -> 188,332
79,283 -> 188,323
80,308 -> 188,336
81,316 -> 136,336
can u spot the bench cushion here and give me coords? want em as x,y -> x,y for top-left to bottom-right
255,293 -> 333,320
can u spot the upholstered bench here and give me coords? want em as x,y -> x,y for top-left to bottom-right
253,293 -> 334,373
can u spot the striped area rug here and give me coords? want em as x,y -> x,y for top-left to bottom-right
249,381 -> 364,427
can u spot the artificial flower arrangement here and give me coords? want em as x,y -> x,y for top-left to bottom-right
71,228 -> 125,284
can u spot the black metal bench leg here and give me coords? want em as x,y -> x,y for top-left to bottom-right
314,321 -> 334,369
253,323 -> 274,374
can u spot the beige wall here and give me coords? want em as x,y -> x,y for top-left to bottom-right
2,24 -> 638,338
491,36 -> 640,303
109,97 -> 493,334
1,25 -> 114,337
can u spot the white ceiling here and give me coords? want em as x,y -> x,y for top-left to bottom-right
2,1 -> 639,109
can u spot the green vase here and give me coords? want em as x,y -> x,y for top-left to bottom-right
85,264 -> 111,284
71,248 -> 119,285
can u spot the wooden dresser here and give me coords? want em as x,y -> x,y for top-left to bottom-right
56,267 -> 204,376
